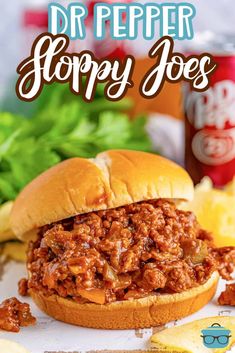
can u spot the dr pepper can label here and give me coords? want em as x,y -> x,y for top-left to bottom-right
184,33 -> 235,186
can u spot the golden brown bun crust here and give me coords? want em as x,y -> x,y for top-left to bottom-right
10,150 -> 194,240
30,272 -> 218,330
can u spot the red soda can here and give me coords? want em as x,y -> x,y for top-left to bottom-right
22,2 -> 48,56
88,0 -> 132,59
184,33 -> 235,187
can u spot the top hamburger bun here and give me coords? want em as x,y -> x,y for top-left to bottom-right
10,150 -> 194,240
10,150 -> 219,330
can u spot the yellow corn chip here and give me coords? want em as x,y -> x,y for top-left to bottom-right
0,201 -> 16,242
151,316 -> 235,353
181,178 -> 235,247
2,241 -> 27,262
0,339 -> 30,353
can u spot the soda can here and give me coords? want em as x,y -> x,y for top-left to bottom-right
184,32 -> 235,187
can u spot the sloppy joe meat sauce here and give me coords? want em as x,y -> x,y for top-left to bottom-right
0,297 -> 36,332
218,283 -> 235,306
27,200 -> 235,305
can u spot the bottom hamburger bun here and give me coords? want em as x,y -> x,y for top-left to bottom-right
30,271 -> 219,329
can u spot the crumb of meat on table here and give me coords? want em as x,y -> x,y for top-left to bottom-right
218,283 -> 235,306
18,278 -> 29,297
0,297 -> 36,332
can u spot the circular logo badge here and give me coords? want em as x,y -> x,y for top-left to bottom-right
192,128 -> 235,166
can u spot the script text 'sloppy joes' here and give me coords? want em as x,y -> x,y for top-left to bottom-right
16,34 -> 217,103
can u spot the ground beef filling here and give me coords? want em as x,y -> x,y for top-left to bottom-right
18,278 -> 29,297
26,200 -> 235,304
218,283 -> 235,306
0,297 -> 36,332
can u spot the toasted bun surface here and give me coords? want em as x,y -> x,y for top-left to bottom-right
10,150 -> 194,240
30,272 -> 218,329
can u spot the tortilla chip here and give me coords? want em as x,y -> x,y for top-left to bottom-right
2,241 -> 27,262
0,201 -> 16,242
181,178 -> 235,247
151,316 -> 235,353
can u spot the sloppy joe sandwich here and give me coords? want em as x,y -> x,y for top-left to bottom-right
10,150 -> 235,329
